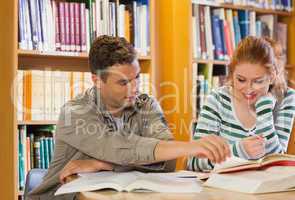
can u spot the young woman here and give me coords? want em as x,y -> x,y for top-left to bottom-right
188,36 -> 295,171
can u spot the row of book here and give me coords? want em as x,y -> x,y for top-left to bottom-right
193,0 -> 293,11
192,63 -> 227,119
18,0 -> 150,55
18,125 -> 56,190
17,70 -> 92,121
16,70 -> 151,121
192,4 -> 288,62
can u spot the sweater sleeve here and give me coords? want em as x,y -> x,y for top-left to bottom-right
272,90 -> 295,153
56,103 -> 160,165
187,91 -> 221,172
254,90 -> 295,155
243,90 -> 295,158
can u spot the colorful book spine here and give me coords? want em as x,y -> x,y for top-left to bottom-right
53,0 -> 61,50
64,2 -> 70,51
59,2 -> 66,51
34,139 -> 41,168
238,10 -> 250,39
81,3 -> 87,52
75,3 -> 81,52
28,0 -> 39,50
211,15 -> 224,60
69,2 -> 76,51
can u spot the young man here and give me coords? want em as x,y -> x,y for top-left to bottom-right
28,35 -> 230,200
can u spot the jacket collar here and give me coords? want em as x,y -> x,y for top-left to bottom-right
87,86 -> 144,125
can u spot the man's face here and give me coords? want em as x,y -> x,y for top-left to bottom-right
232,62 -> 273,106
94,60 -> 140,113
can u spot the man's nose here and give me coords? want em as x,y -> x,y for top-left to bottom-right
129,79 -> 138,93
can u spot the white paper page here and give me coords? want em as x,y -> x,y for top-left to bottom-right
213,156 -> 256,171
205,166 -> 295,193
55,171 -> 142,195
126,173 -> 202,193
147,170 -> 202,178
55,175 -> 118,195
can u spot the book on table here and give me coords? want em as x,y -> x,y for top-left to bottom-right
204,153 -> 295,193
213,153 -> 295,173
55,171 -> 202,195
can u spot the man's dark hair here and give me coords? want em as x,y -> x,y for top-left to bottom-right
89,35 -> 137,81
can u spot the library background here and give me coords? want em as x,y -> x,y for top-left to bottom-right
0,0 -> 295,199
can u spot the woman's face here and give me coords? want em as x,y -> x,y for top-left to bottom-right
232,62 -> 273,106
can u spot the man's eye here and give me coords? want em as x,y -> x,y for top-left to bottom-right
119,81 -> 128,86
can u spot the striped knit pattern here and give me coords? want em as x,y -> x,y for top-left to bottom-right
187,86 -> 295,172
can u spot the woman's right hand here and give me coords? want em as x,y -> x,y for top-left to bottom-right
241,135 -> 266,159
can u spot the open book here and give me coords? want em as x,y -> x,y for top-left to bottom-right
55,171 -> 202,195
204,166 -> 295,193
204,154 -> 295,193
213,153 -> 295,173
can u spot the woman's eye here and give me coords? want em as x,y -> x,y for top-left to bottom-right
237,78 -> 246,82
254,79 -> 264,84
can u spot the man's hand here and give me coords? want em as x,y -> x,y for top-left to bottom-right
192,135 -> 231,163
241,135 -> 266,159
59,160 -> 113,184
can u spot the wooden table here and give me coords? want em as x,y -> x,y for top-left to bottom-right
78,187 -> 295,200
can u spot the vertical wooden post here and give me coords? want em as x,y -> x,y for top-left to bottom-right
155,0 -> 193,169
0,0 -> 18,199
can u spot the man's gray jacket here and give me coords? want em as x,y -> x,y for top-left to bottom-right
28,86 -> 175,200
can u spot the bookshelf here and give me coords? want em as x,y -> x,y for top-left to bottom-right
190,0 -> 295,155
14,0 -> 156,198
190,0 -> 295,154
1,0 -> 295,199
155,0 -> 295,169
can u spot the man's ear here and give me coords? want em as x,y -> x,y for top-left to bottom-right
91,74 -> 102,89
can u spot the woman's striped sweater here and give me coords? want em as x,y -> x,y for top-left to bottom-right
187,86 -> 295,172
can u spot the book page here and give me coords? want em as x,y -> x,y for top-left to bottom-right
56,171 -> 203,195
126,173 -> 202,193
55,171 -> 142,195
205,166 -> 295,193
213,156 -> 257,172
149,170 -> 202,178
262,153 -> 295,163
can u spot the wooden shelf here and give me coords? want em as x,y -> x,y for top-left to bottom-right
17,120 -> 57,125
194,60 -> 295,69
193,59 -> 229,65
18,50 -> 89,72
18,50 -> 151,72
192,1 -> 292,16
286,64 -> 294,69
